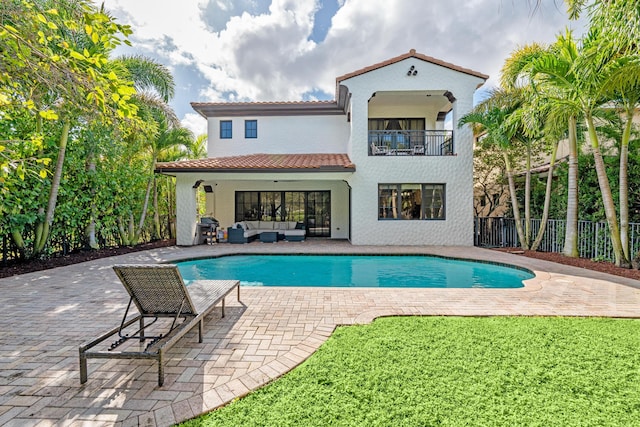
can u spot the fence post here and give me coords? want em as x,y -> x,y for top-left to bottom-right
474,217 -> 478,246
595,222 -> 600,260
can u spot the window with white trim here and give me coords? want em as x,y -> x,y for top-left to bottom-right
220,120 -> 232,139
245,120 -> 257,138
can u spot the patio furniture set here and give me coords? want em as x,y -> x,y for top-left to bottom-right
227,220 -> 306,243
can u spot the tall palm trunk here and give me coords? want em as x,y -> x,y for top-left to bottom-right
586,115 -> 628,267
531,140 -> 559,251
524,141 -> 531,248
134,175 -> 153,244
85,152 -> 99,249
503,153 -> 528,250
153,176 -> 161,240
619,110 -> 632,261
34,120 -> 71,255
563,116 -> 579,257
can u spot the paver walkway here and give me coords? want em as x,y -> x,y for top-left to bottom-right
1,241 -> 639,426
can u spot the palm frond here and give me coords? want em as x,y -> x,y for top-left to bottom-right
113,55 -> 176,102
133,93 -> 180,128
500,43 -> 548,88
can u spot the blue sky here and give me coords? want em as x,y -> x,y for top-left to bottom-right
100,0 -> 586,136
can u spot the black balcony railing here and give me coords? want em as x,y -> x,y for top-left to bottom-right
369,130 -> 454,156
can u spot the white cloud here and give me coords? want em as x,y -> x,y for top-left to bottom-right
199,0 -> 320,100
100,0 -> 587,123
182,113 -> 208,137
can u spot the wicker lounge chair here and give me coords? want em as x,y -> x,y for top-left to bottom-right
79,264 -> 240,386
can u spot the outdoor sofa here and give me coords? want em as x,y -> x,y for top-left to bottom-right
227,220 -> 306,243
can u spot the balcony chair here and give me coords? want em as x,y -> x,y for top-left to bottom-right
412,144 -> 425,155
371,142 -> 389,155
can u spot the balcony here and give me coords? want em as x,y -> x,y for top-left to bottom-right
369,130 -> 453,156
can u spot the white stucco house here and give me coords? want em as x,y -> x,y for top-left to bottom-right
156,49 -> 488,246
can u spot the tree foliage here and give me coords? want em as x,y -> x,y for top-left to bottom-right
478,0 -> 640,266
0,0 -> 187,260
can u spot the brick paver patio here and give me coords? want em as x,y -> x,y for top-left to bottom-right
1,241 -> 639,426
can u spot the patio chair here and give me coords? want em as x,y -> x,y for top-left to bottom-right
411,144 -> 425,155
371,142 -> 389,155
79,264 -> 240,386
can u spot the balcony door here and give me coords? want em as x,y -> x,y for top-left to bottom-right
369,118 -> 425,150
368,118 -> 425,132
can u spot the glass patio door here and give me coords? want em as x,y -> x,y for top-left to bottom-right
306,191 -> 330,237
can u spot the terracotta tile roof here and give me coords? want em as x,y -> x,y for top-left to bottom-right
336,49 -> 489,82
155,153 -> 355,173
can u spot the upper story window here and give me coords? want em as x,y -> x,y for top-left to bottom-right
245,120 -> 257,138
220,120 -> 232,139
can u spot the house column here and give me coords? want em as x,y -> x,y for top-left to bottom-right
175,175 -> 199,246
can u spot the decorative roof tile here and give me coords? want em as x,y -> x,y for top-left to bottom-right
155,153 -> 355,173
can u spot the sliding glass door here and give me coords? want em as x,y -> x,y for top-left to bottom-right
235,190 -> 331,237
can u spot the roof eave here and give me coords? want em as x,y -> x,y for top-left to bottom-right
154,166 -> 356,174
191,102 -> 346,118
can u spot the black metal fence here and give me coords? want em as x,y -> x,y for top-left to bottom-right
369,130 -> 454,156
474,217 -> 640,261
5,215 -> 638,265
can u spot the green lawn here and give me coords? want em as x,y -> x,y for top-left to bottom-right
180,317 -> 640,427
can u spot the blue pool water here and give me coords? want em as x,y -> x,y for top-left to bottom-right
176,255 -> 533,288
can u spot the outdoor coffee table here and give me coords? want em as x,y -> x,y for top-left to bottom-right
260,231 -> 278,243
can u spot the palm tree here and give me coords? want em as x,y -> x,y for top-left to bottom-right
604,61 -> 640,260
186,134 -> 208,159
587,14 -> 640,262
575,31 -> 632,267
501,37 -> 582,258
113,55 -> 175,103
460,89 -> 531,250
149,119 -> 194,240
564,0 -> 640,51
85,55 -> 178,246
504,89 -> 560,252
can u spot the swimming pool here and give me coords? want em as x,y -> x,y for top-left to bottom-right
176,255 -> 533,288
